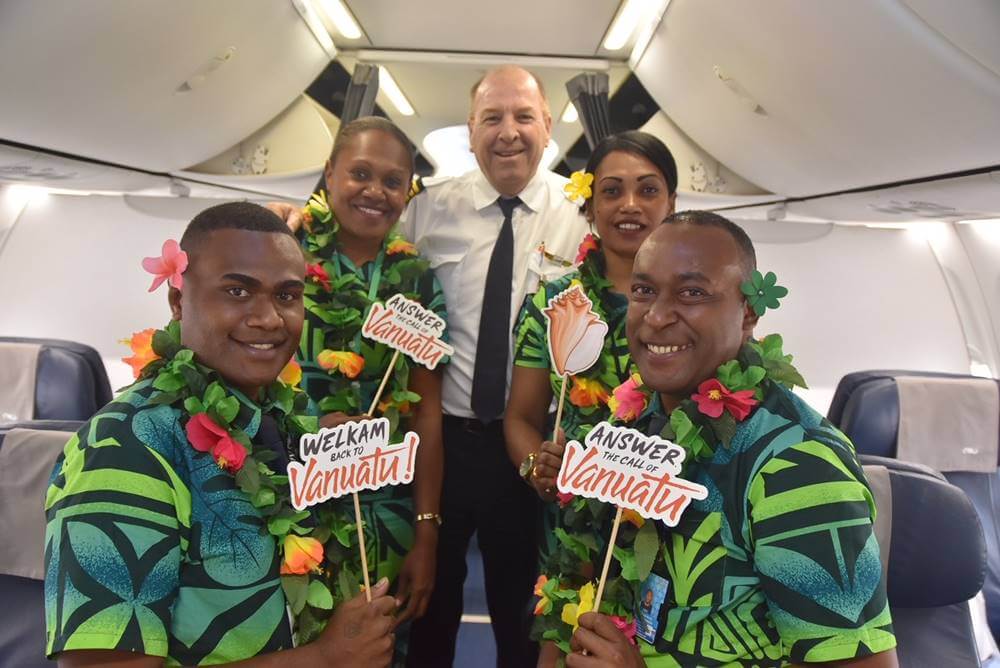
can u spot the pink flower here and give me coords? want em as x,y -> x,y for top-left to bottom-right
556,492 -> 575,507
185,413 -> 247,473
611,615 -> 637,645
691,378 -> 758,422
574,233 -> 599,264
186,412 -> 228,452
211,435 -> 247,473
142,239 -> 188,292
607,373 -> 648,422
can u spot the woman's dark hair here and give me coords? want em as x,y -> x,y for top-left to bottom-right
328,116 -> 416,178
584,130 -> 678,196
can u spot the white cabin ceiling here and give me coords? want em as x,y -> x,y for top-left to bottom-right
633,0 -> 1000,199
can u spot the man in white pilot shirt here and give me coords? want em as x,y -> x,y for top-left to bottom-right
401,66 -> 587,667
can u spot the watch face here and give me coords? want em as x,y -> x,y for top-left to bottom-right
519,453 -> 535,479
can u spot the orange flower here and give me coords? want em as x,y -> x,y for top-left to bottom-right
544,284 -> 608,376
386,238 -> 417,256
622,508 -> 645,528
533,575 -> 551,616
317,350 -> 365,379
278,359 -> 302,387
281,535 -> 324,575
120,328 -> 159,379
568,376 -> 609,408
301,208 -> 314,232
378,399 -> 411,415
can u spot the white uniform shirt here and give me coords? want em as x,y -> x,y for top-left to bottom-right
399,168 -> 588,418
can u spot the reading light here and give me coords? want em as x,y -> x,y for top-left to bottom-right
604,0 -> 648,50
379,66 -> 415,116
561,101 -> 579,123
317,0 -> 362,39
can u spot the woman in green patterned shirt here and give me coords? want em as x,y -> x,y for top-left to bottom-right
291,117 -> 446,666
506,130 -> 678,498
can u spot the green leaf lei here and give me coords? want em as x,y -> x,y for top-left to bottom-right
140,320 -> 362,644
533,331 -> 807,654
300,190 -> 430,438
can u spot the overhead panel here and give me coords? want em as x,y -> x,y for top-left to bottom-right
0,1 -> 331,173
634,0 -> 1000,197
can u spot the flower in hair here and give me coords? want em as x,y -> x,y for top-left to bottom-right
142,240 -> 188,292
741,270 -> 788,316
563,170 -> 594,205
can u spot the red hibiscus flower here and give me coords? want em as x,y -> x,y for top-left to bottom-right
574,233 -> 599,265
611,615 -> 638,645
306,263 -> 332,291
185,413 -> 247,473
556,491 -> 575,507
691,378 -> 759,422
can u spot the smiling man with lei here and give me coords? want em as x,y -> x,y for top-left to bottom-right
555,211 -> 898,667
291,117 -> 448,666
44,202 -> 397,667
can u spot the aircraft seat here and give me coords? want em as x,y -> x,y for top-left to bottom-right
831,370 -> 1000,641
0,337 -> 113,423
0,420 -> 81,668
862,459 -> 985,666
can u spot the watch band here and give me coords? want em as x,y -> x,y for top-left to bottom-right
415,512 -> 443,526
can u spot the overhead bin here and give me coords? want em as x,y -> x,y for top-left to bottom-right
0,1 -> 331,173
634,0 -> 1000,197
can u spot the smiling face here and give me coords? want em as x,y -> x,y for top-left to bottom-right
468,67 -> 552,196
324,128 -> 412,251
587,150 -> 677,260
626,223 -> 757,410
169,228 -> 305,399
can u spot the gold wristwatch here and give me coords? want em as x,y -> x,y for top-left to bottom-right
415,512 -> 443,526
519,451 -> 537,483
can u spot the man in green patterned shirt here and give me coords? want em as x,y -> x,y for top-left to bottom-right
44,203 -> 397,667
566,211 -> 898,667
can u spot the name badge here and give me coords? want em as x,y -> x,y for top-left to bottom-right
635,572 -> 670,644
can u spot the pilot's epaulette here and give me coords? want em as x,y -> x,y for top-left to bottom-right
406,176 -> 426,203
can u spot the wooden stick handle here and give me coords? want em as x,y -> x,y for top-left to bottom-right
552,374 -> 568,442
353,491 -> 372,602
366,349 -> 401,416
593,506 -> 624,613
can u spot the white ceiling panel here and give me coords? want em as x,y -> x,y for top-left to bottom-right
0,1 -> 331,173
635,0 -> 1000,197
345,0 -> 620,56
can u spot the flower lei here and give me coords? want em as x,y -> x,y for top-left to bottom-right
127,320 -> 365,644
534,331 -> 807,653
299,189 -> 427,436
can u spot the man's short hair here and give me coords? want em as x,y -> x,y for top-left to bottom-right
662,210 -> 757,280
180,201 -> 295,258
468,66 -> 550,114
328,115 -> 416,179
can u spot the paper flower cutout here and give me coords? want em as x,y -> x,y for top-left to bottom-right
278,359 -> 302,387
563,170 -> 594,205
574,233 -> 599,265
142,240 -> 188,292
741,270 -> 788,317
608,373 -> 647,422
533,575 -> 551,616
544,284 -> 608,377
281,535 -> 324,575
386,238 -> 417,256
611,615 -> 638,645
561,582 -> 595,631
120,328 -> 159,379
317,349 -> 365,379
185,413 -> 247,473
568,376 -> 609,408
306,263 -> 332,292
691,378 -> 758,421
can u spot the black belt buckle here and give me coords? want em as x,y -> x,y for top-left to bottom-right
447,415 -> 499,434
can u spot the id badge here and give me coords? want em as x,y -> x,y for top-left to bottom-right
635,572 -> 670,644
